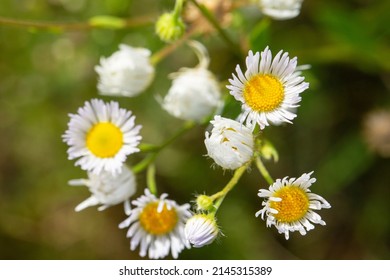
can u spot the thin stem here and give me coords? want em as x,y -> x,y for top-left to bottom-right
132,121 -> 196,174
173,0 -> 185,17
147,164 -> 158,195
188,0 -> 242,59
159,121 -> 196,150
138,143 -> 160,153
210,162 -> 250,212
255,156 -> 274,185
150,28 -> 197,65
0,15 -> 153,31
132,153 -> 157,174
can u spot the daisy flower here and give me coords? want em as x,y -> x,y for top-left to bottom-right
185,214 -> 219,248
95,44 -> 154,97
256,172 -> 331,240
204,115 -> 254,170
119,189 -> 192,259
68,166 -> 136,213
227,46 -> 309,130
63,99 -> 142,175
162,41 -> 222,122
258,0 -> 304,20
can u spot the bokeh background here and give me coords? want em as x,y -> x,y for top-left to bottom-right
0,0 -> 389,260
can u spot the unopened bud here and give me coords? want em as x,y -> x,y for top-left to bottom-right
155,12 -> 185,43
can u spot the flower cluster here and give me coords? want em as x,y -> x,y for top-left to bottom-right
62,0 -> 331,259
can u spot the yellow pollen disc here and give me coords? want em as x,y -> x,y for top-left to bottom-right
270,186 -> 309,223
139,202 -> 178,235
86,122 -> 123,158
243,74 -> 284,112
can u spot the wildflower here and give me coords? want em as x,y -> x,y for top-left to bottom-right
185,214 -> 219,248
204,115 -> 254,170
256,172 -> 331,240
258,0 -> 304,20
227,46 -> 309,130
119,189 -> 192,259
162,41 -> 222,122
362,109 -> 390,157
63,99 -> 142,175
69,166 -> 136,212
95,44 -> 154,97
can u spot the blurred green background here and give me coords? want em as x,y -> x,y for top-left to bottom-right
0,0 -> 389,260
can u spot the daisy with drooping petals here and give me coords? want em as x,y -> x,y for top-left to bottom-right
69,166 -> 136,213
204,115 -> 254,170
162,41 -> 222,122
227,46 -> 309,130
255,172 -> 330,240
119,189 -> 192,259
95,44 -> 154,97
63,99 -> 142,175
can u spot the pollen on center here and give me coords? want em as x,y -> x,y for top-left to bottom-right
86,122 -> 124,158
139,202 -> 178,235
243,74 -> 284,112
270,186 -> 309,223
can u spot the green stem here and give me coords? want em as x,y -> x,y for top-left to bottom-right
159,121 -> 196,150
210,162 -> 250,212
138,143 -> 160,153
0,15 -> 153,31
188,0 -> 242,59
132,121 -> 196,174
173,0 -> 186,17
147,164 -> 158,195
255,156 -> 274,185
150,27 -> 197,65
132,153 -> 157,174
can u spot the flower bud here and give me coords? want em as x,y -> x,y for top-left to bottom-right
258,139 -> 279,162
155,12 -> 185,43
196,195 -> 214,211
185,214 -> 219,248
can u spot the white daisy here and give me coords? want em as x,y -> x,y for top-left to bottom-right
69,166 -> 136,213
204,115 -> 254,170
95,44 -> 154,97
227,46 -> 309,130
185,214 -> 219,248
63,99 -> 142,175
259,0 -> 304,20
255,172 -> 331,240
162,41 -> 222,122
119,189 -> 192,259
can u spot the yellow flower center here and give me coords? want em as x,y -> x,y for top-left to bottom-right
86,122 -> 123,158
270,186 -> 309,223
243,74 -> 284,112
139,202 -> 178,235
